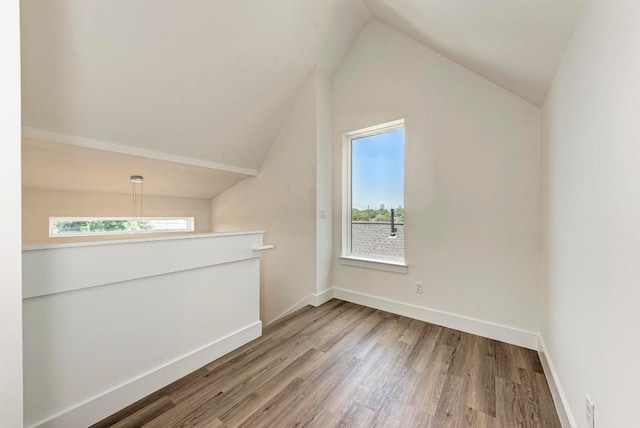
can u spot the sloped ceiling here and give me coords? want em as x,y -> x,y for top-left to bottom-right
20,0 -> 370,171
21,0 -> 584,182
22,138 -> 248,199
365,0 -> 584,105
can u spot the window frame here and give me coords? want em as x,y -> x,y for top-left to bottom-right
341,119 -> 407,272
48,216 -> 195,238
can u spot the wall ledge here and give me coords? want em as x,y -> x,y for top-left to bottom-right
23,232 -> 265,298
338,256 -> 407,274
23,231 -> 265,252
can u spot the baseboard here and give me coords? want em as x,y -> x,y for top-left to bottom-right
537,335 -> 576,428
333,288 -> 538,350
266,295 -> 313,326
308,288 -> 334,307
266,289 -> 336,326
30,321 -> 262,428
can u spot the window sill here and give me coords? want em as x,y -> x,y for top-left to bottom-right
339,255 -> 407,274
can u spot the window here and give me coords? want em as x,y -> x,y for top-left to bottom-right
342,120 -> 406,271
49,217 -> 195,238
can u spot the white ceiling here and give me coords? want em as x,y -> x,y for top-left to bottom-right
365,0 -> 585,105
20,0 -> 369,171
22,139 -> 249,199
21,0 -> 584,178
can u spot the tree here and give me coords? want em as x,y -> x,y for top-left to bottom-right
351,206 -> 404,223
53,219 -> 152,234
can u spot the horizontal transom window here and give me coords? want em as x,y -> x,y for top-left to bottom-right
49,217 -> 195,237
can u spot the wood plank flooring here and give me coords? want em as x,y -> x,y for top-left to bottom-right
92,299 -> 561,428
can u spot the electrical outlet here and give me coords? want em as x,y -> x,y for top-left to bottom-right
415,282 -> 423,294
586,395 -> 595,428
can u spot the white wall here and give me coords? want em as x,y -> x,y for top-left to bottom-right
332,22 -> 542,334
23,233 -> 263,427
541,0 -> 640,426
211,72 -> 319,324
0,0 -> 24,426
23,189 -> 212,244
316,73 -> 333,294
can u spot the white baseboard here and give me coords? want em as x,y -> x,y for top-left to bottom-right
267,295 -> 313,326
537,335 -> 576,428
266,289 -> 336,326
333,288 -> 538,350
30,321 -> 262,428
308,288 -> 334,307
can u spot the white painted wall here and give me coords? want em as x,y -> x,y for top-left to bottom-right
365,0 -> 584,106
541,0 -> 640,426
0,0 -> 24,426
316,73 -> 333,294
211,73 -> 319,324
23,189 -> 212,244
23,233 -> 263,427
332,22 -> 542,334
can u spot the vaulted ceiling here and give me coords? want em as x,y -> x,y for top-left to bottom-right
365,0 -> 584,106
22,139 -> 248,199
21,0 -> 584,183
21,0 -> 370,172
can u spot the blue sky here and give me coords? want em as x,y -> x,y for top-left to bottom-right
352,128 -> 404,209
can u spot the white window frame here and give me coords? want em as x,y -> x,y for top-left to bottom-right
340,119 -> 407,273
49,216 -> 195,238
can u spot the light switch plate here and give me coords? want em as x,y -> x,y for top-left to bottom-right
586,395 -> 595,428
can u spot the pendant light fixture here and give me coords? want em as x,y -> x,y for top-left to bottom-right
130,175 -> 144,221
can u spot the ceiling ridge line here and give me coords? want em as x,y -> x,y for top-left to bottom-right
21,126 -> 258,177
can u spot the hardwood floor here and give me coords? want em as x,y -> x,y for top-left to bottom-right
92,300 -> 561,428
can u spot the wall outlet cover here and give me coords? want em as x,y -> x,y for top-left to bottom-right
415,282 -> 423,294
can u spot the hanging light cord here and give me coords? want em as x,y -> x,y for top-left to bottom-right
130,176 -> 144,221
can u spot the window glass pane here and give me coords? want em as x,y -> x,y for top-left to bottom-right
351,128 -> 404,261
50,217 -> 194,237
